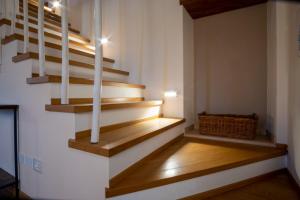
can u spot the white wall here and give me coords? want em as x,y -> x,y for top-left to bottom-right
279,0 -> 300,185
183,8 -> 195,127
267,0 -> 300,185
101,0 -> 185,119
194,4 -> 267,132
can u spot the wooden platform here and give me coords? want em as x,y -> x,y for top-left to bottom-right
106,137 -> 287,197
69,118 -> 185,157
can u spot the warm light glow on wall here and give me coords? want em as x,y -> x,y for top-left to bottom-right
100,37 -> 109,45
164,90 -> 177,98
52,1 -> 61,8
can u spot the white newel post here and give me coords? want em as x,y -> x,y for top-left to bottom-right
61,0 -> 69,104
23,0 -> 29,53
11,0 -> 16,34
91,0 -> 103,143
38,0 -> 45,76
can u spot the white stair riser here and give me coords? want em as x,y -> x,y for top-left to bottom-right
109,124 -> 184,178
15,18 -> 86,44
2,22 -> 113,68
50,83 -> 144,99
26,58 -> 128,82
108,156 -> 286,200
16,39 -> 108,67
13,34 -> 115,68
75,106 -> 161,132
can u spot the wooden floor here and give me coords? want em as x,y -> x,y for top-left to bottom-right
106,137 -> 286,197
0,169 -> 30,199
206,172 -> 300,200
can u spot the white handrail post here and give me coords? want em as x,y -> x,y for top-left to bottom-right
11,0 -> 16,34
61,0 -> 69,104
38,0 -> 45,76
23,0 -> 29,53
91,0 -> 103,144
15,0 -> 19,15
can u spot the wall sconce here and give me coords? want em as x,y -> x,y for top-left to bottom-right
51,1 -> 61,8
164,90 -> 177,98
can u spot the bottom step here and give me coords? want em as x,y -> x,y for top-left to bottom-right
106,137 -> 287,199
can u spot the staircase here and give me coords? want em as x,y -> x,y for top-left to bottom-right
0,1 -> 288,199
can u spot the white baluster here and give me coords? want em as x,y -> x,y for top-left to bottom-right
91,0 -> 103,143
15,0 -> 19,15
61,0 -> 69,104
38,0 -> 45,76
23,0 -> 29,53
11,0 -> 16,34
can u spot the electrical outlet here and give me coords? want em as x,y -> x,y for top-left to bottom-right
33,158 -> 42,173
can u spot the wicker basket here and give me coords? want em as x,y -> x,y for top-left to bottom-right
198,112 -> 258,140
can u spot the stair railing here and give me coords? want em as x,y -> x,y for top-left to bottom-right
61,0 -> 69,104
91,0 -> 103,143
23,0 -> 29,53
38,0 -> 45,76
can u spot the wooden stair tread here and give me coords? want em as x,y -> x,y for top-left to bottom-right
7,36 -> 115,64
45,100 -> 163,113
16,14 -> 81,36
4,34 -> 96,61
0,18 -> 88,45
68,118 -> 185,157
51,97 -> 144,105
19,0 -> 63,22
13,51 -> 117,70
27,74 -> 145,89
106,137 -> 287,197
11,52 -> 123,76
18,9 -> 72,32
